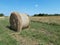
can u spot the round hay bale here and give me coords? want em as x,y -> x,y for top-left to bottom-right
10,12 -> 30,32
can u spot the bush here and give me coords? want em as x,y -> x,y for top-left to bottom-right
0,13 -> 4,16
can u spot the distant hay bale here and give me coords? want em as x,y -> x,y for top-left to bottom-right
10,12 -> 30,32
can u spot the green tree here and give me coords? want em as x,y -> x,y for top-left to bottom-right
0,13 -> 4,16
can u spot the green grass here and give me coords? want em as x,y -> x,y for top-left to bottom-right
0,17 -> 19,45
0,17 -> 60,45
20,21 -> 60,45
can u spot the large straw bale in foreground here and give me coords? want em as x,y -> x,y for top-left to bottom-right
10,12 -> 30,32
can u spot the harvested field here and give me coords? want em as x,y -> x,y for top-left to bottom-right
31,16 -> 60,25
0,16 -> 60,45
0,17 -> 5,19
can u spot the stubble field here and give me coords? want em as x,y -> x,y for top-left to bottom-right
0,16 -> 60,45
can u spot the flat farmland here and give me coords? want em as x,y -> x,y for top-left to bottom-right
0,16 -> 60,45
31,16 -> 60,24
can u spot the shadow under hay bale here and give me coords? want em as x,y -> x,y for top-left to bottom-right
6,26 -> 17,32
9,12 -> 30,32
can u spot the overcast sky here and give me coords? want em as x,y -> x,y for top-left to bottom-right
0,0 -> 60,16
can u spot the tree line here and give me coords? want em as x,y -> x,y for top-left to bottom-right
33,13 -> 60,16
0,13 -> 4,16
